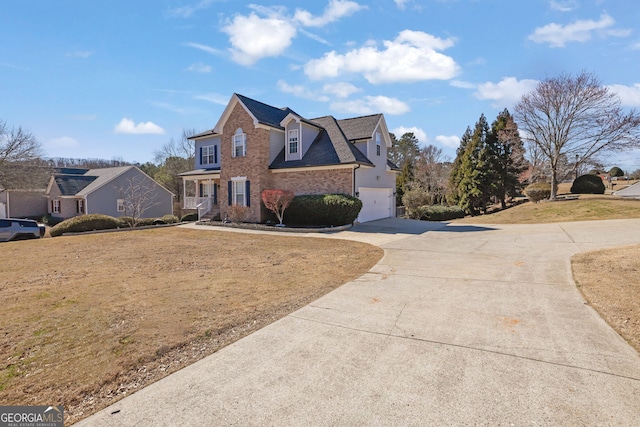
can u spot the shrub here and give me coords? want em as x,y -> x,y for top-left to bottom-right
609,166 -> 624,177
160,214 -> 179,224
181,213 -> 198,222
412,205 -> 465,221
571,174 -> 605,194
402,188 -> 432,218
284,194 -> 362,226
524,182 -> 552,202
50,214 -> 121,237
227,205 -> 250,223
135,218 -> 158,227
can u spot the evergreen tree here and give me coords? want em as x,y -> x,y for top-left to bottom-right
451,115 -> 491,215
488,109 -> 528,208
389,132 -> 420,203
448,127 -> 472,205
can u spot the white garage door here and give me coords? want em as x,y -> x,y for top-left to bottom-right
357,187 -> 393,223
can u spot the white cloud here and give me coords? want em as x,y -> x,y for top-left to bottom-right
607,83 -> 640,107
549,0 -> 578,12
48,136 -> 79,148
277,80 -> 330,101
475,77 -> 539,107
450,80 -> 476,89
528,13 -> 626,47
392,126 -> 427,144
193,93 -> 229,105
331,96 -> 410,115
435,135 -> 460,148
167,0 -> 215,18
394,0 -> 410,10
294,0 -> 365,27
184,42 -> 223,55
187,62 -> 212,73
322,82 -> 361,98
304,30 -> 459,84
222,12 -> 297,65
114,118 -> 165,135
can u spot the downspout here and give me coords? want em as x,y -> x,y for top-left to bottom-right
353,164 -> 360,197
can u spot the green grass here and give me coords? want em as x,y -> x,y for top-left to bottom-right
453,196 -> 640,224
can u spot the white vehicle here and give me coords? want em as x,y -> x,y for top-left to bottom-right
0,218 -> 46,242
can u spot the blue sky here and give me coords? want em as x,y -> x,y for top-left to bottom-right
2,0 -> 640,169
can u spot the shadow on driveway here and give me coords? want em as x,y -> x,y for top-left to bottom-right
348,217 -> 496,236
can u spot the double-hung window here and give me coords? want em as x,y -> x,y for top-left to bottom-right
232,129 -> 246,157
231,178 -> 246,206
288,129 -> 299,154
77,199 -> 85,214
52,199 -> 61,214
202,145 -> 216,165
117,199 -> 125,212
376,132 -> 381,156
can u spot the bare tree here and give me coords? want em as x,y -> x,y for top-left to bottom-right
410,145 -> 450,205
514,71 -> 640,199
117,175 -> 161,227
0,120 -> 45,191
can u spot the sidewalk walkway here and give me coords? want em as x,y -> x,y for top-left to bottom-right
78,218 -> 640,426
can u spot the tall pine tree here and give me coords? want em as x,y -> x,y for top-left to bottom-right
487,109 -> 527,208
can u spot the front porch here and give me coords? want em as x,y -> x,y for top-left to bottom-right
178,169 -> 221,220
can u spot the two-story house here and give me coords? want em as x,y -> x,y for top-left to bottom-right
179,93 -> 398,223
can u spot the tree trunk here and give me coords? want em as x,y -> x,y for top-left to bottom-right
550,170 -> 558,200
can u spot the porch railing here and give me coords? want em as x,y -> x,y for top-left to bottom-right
184,197 -> 212,210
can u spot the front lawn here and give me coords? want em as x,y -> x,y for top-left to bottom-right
0,228 -> 382,424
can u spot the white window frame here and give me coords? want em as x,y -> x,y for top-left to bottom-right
232,129 -> 246,158
117,198 -> 125,212
202,145 -> 216,165
231,177 -> 246,207
52,199 -> 61,214
376,132 -> 381,156
77,199 -> 85,214
288,129 -> 299,155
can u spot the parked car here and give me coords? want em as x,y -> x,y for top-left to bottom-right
0,218 -> 46,242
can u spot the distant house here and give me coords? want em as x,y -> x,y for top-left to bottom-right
45,166 -> 174,220
0,189 -> 48,219
179,93 -> 398,223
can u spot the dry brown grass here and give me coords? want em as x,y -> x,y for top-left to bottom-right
572,246 -> 640,353
0,227 -> 382,424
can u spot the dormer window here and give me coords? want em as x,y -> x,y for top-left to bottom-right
288,129 -> 299,155
232,128 -> 246,157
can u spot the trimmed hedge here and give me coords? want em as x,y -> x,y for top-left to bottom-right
161,214 -> 179,224
571,174 -> 605,194
283,194 -> 362,226
50,214 -> 122,237
524,182 -> 551,202
181,213 -> 198,222
411,205 -> 465,221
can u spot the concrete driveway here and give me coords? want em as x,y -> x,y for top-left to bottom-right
78,218 -> 640,426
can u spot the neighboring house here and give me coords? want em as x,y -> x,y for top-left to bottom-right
613,181 -> 640,199
0,189 -> 48,219
179,93 -> 398,223
45,166 -> 174,220
0,167 -> 85,219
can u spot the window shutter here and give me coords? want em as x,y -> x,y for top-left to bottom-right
245,180 -> 250,207
199,183 -> 203,197
213,183 -> 218,205
228,181 -> 232,206
214,145 -> 218,164
199,147 -> 203,165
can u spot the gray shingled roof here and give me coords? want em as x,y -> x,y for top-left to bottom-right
53,175 -> 97,196
236,94 -> 296,130
337,114 -> 382,141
